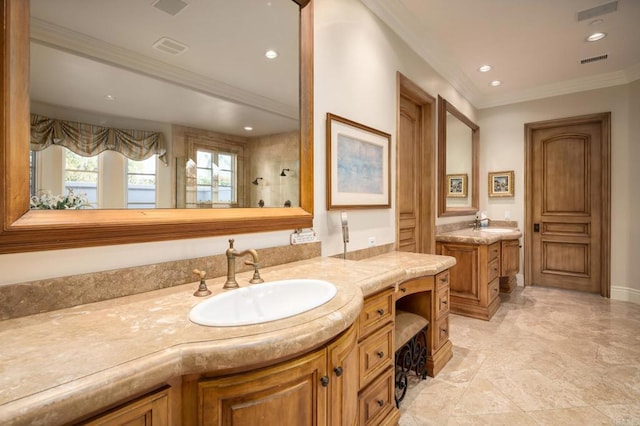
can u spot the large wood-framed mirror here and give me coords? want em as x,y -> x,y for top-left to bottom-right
0,0 -> 314,254
437,95 -> 479,217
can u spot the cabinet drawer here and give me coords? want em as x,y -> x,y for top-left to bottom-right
359,323 -> 394,389
433,315 -> 449,351
358,367 -> 394,426
487,258 -> 500,283
359,289 -> 394,339
489,278 -> 500,303
436,287 -> 450,318
488,242 -> 501,262
436,269 -> 450,291
396,276 -> 433,300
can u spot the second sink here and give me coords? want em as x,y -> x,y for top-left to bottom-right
189,279 -> 337,327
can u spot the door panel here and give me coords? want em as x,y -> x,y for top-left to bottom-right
527,113 -> 610,295
398,95 -> 421,253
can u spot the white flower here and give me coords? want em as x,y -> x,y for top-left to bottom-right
30,189 -> 90,210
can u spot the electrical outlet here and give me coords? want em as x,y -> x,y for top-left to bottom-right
368,237 -> 376,247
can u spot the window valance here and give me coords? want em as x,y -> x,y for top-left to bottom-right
30,114 -> 167,165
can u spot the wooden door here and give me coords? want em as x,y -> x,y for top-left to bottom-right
396,73 -> 436,253
525,113 -> 610,295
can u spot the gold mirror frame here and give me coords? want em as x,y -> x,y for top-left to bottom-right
437,95 -> 479,217
0,0 -> 314,254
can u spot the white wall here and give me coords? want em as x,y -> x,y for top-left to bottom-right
478,83 -> 639,302
314,0 -> 477,256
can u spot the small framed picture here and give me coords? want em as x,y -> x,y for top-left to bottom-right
446,174 -> 467,198
489,171 -> 514,197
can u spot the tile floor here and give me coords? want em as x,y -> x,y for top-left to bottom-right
398,286 -> 640,425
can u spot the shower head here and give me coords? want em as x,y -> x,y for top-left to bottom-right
251,177 -> 263,185
280,168 -> 290,177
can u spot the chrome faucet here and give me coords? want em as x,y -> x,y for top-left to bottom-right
471,217 -> 481,231
224,239 -> 264,289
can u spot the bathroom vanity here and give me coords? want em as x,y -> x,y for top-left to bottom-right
436,227 -> 522,321
0,252 -> 455,425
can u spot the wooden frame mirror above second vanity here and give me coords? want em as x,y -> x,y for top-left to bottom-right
437,95 -> 479,217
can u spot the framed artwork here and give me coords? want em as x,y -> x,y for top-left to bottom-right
489,170 -> 514,197
446,174 -> 468,198
326,113 -> 391,210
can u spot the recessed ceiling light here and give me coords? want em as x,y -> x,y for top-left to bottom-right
478,65 -> 492,72
244,126 -> 253,131
489,80 -> 502,87
265,50 -> 279,59
586,32 -> 607,42
104,94 -> 116,101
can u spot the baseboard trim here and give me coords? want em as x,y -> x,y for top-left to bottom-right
611,286 -> 640,304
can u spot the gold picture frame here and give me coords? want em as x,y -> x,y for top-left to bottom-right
326,113 -> 391,210
446,174 -> 468,198
488,170 -> 514,197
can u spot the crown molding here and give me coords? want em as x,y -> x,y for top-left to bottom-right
30,18 -> 298,120
476,67 -> 640,109
361,0 -> 481,106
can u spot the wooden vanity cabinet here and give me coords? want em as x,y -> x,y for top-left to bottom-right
499,239 -> 520,293
357,288 -> 399,425
436,241 -> 501,321
190,323 -> 358,426
395,271 -> 453,377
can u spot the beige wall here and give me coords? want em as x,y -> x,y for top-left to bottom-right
478,83 -> 639,301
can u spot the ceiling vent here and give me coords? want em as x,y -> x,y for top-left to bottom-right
577,1 -> 617,21
152,0 -> 189,17
580,54 -> 608,64
152,37 -> 189,55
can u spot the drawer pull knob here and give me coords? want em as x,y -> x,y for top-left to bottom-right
377,351 -> 384,358
320,376 -> 330,387
377,309 -> 385,316
334,366 -> 343,377
401,287 -> 407,293
440,277 -> 447,283
377,400 -> 384,407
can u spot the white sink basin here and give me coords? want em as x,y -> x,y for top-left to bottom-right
480,228 -> 515,234
189,279 -> 337,327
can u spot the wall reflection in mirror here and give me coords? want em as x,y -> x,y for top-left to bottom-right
445,111 -> 472,207
29,0 -> 300,210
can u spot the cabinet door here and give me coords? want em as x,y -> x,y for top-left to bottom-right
84,387 -> 170,426
198,350 -> 327,426
327,324 -> 358,426
501,239 -> 520,277
439,243 -> 479,301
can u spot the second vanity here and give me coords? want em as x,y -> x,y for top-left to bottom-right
0,252 -> 455,425
436,227 -> 522,321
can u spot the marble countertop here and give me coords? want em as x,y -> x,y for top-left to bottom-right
0,251 -> 454,425
436,227 -> 522,244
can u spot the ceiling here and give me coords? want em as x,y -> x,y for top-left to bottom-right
29,0 -> 300,137
362,0 -> 640,109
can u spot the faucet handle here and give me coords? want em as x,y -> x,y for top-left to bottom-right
244,260 -> 264,284
228,238 -> 235,248
192,269 -> 212,297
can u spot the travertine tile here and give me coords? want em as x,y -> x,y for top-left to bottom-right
398,286 -> 640,424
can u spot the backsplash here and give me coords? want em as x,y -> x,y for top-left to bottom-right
0,242 -> 321,321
